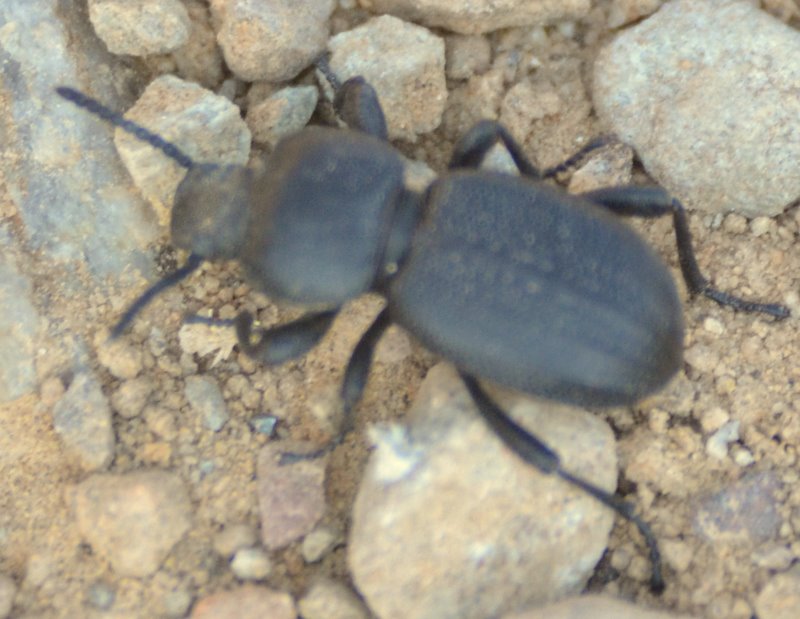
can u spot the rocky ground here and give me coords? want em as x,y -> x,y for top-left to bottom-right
1,1 -> 800,618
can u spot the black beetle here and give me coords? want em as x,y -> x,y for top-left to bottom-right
56,62 -> 789,593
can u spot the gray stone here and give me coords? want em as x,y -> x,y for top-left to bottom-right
88,0 -> 190,56
349,363 -> 617,619
230,547 -> 272,581
1,0 -> 158,279
593,0 -> 800,216
213,523 -> 258,558
0,259 -> 39,402
328,15 -> 446,141
359,0 -> 591,35
52,371 -> 114,472
110,376 -> 154,419
693,471 -> 782,546
301,526 -> 339,563
246,85 -> 319,147
172,0 -> 225,89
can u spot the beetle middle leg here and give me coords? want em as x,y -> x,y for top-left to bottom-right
459,371 -> 665,594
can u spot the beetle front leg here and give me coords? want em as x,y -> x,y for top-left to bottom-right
278,307 -> 392,466
580,186 -> 790,319
459,371 -> 665,594
235,309 -> 338,365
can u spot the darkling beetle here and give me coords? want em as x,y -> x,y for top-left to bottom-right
57,58 -> 789,593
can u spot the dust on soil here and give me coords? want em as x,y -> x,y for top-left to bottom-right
1,2 -> 799,618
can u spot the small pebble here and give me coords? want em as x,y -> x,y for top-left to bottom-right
328,15 -> 446,141
88,0 -> 190,56
298,578 -> 369,619
213,523 -> 258,558
755,570 -> 800,619
246,86 -> 318,147
693,471 -> 782,545
162,586 -> 193,618
301,526 -> 338,563
705,420 -> 740,460
96,335 -> 143,379
184,375 -> 229,432
250,415 -> 278,436
751,543 -> 794,570
52,371 -> 114,472
231,548 -> 273,581
190,584 -> 295,619
257,442 -> 327,549
445,34 -> 491,80
86,580 -> 116,610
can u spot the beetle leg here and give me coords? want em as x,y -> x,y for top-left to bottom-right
580,186 -> 790,319
276,307 -> 393,466
449,120 -> 542,177
315,54 -> 389,140
341,307 -> 393,416
235,309 -> 338,365
459,371 -> 665,594
540,135 -> 617,179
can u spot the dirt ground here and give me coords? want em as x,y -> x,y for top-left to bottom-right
1,1 -> 800,618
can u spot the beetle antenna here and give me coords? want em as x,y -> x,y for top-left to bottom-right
314,52 -> 341,90
56,86 -> 195,170
110,253 -> 204,338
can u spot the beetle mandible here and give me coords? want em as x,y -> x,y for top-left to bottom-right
56,59 -> 789,593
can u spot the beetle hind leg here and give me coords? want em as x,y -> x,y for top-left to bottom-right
580,186 -> 790,319
459,371 -> 665,594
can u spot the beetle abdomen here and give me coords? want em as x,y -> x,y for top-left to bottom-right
388,170 -> 684,407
